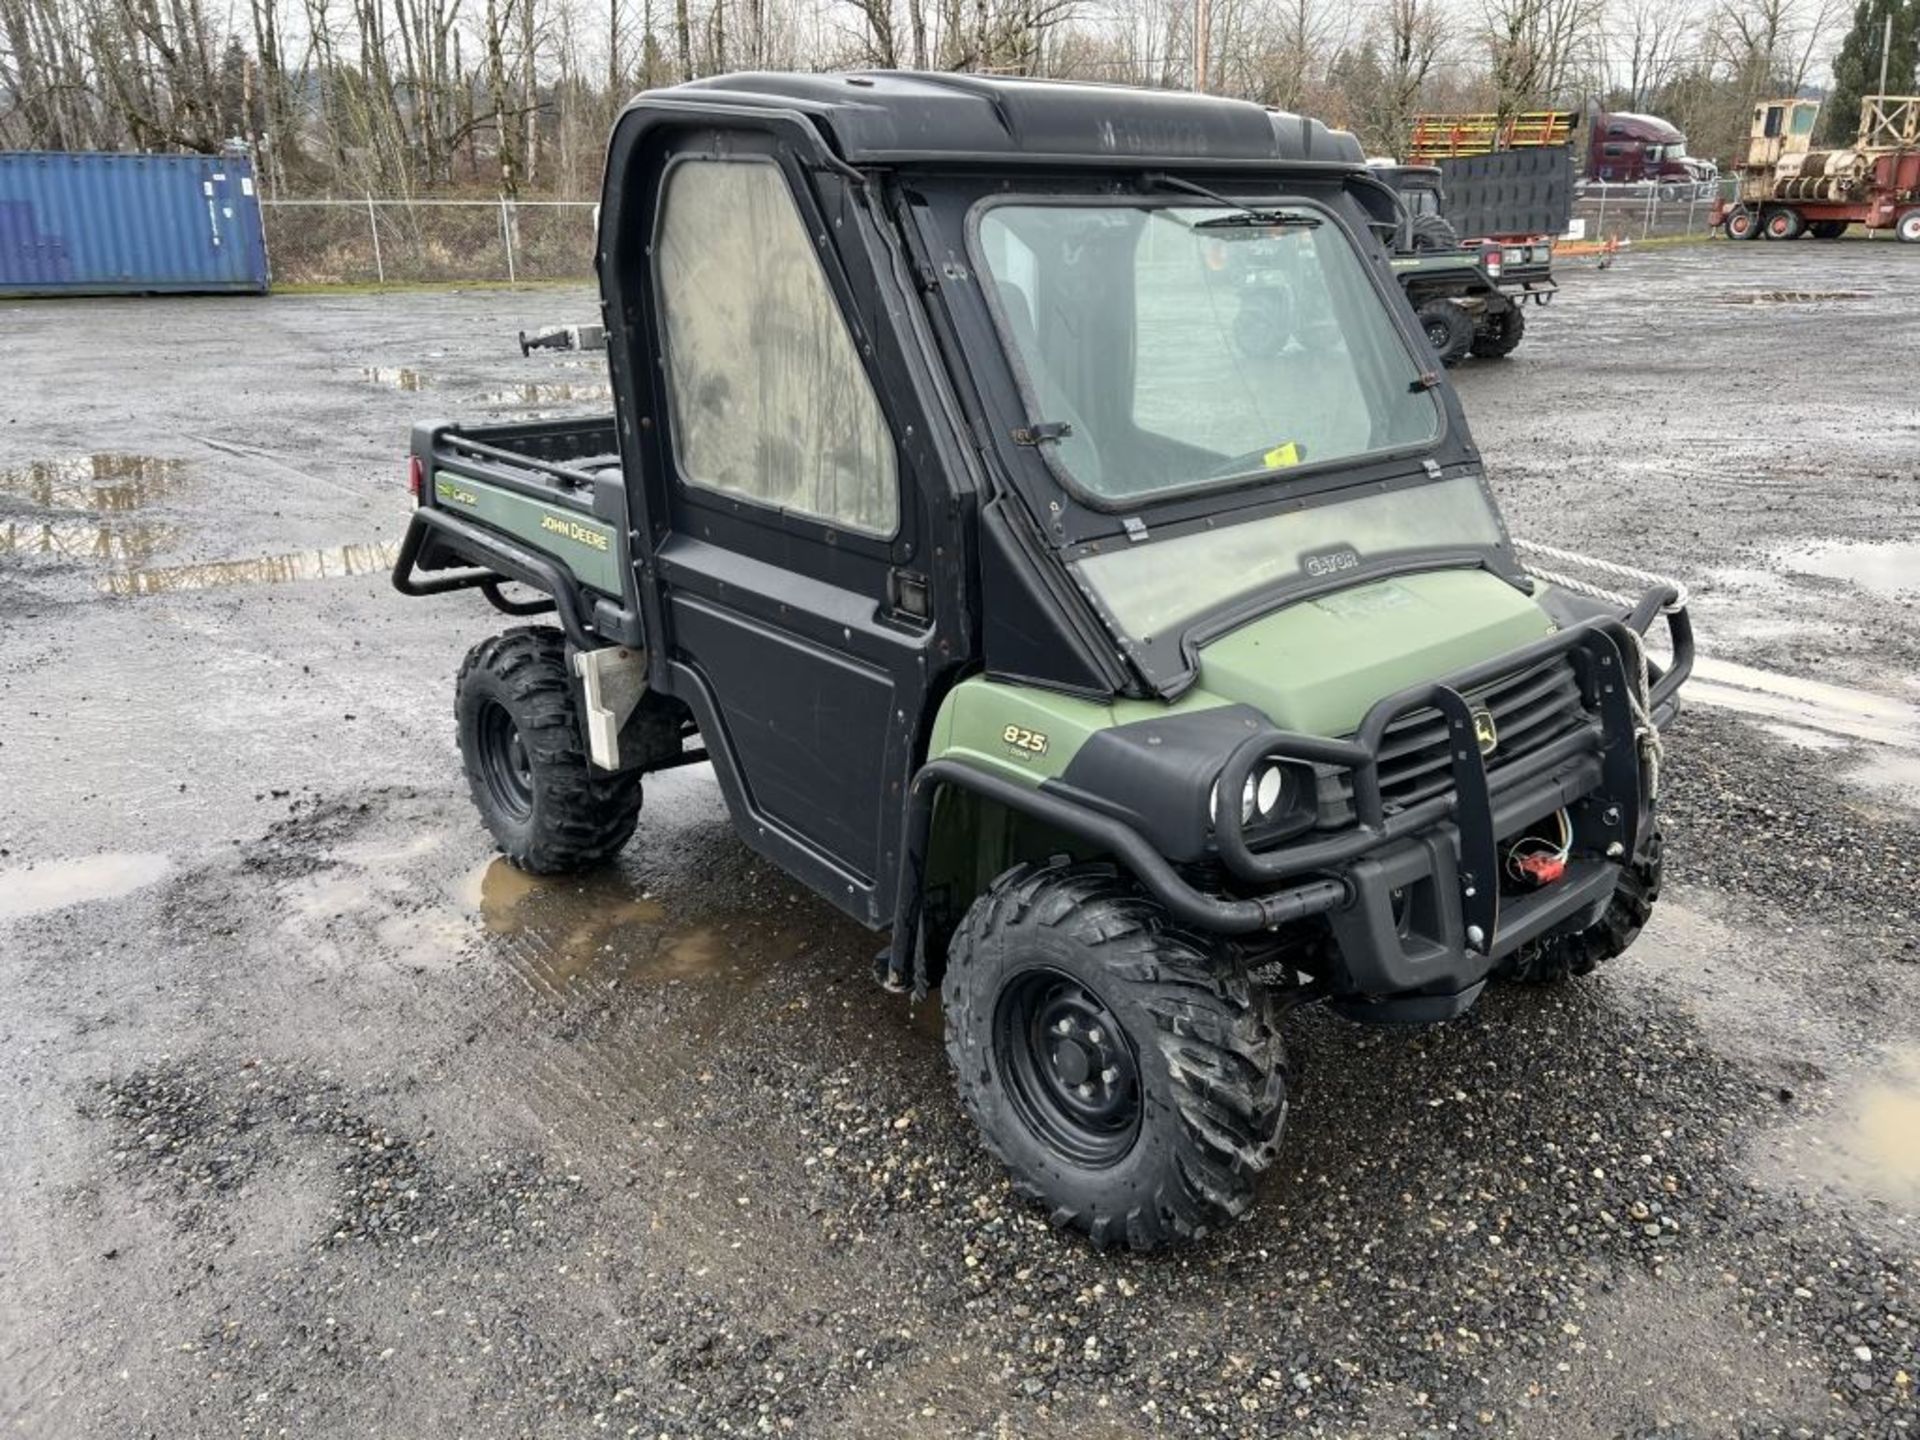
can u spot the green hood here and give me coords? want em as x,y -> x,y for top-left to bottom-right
1194,568 -> 1555,736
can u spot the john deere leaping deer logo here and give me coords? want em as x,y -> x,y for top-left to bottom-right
1472,707 -> 1499,757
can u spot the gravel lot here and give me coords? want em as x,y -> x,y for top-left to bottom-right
2,241 -> 1917,1439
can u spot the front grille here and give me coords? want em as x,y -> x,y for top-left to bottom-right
1372,656 -> 1588,811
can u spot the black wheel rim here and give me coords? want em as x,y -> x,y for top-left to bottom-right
1424,316 -> 1451,351
993,967 -> 1141,1168
476,700 -> 534,820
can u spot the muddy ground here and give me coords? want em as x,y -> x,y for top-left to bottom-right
1,242 -> 1916,1439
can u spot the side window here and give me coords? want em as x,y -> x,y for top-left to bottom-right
655,159 -> 898,537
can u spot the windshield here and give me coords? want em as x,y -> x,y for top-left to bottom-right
975,201 -> 1440,504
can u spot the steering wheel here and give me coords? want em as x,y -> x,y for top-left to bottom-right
1231,280 -> 1297,361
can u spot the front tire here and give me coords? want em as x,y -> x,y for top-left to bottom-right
455,627 -> 642,874
1896,209 -> 1920,244
1500,827 -> 1663,985
942,862 -> 1289,1251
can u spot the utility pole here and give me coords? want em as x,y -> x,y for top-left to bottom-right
1877,11 -> 1892,99
1190,0 -> 1205,92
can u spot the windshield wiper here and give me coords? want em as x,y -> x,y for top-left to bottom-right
1192,211 -> 1321,231
1137,171 -> 1322,229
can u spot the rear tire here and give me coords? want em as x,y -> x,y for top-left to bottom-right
1470,304 -> 1527,359
1809,220 -> 1848,239
455,627 -> 642,874
1499,827 -> 1662,985
1417,300 -> 1475,366
1408,212 -> 1460,250
942,862 -> 1290,1251
1724,206 -> 1760,241
1762,208 -> 1804,241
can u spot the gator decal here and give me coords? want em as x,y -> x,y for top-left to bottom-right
1390,254 -> 1484,271
433,471 -> 621,595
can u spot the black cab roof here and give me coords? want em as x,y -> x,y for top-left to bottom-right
646,71 -> 1367,170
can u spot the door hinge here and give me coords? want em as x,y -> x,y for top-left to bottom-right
1012,421 -> 1074,446
887,568 -> 932,622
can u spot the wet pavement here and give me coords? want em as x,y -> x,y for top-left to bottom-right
2,248 -> 1918,1438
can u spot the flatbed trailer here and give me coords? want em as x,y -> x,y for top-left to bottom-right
1715,95 -> 1920,241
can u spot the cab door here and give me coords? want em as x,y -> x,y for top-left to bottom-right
629,137 -> 949,926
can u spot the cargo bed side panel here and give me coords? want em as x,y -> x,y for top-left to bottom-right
430,469 -> 622,595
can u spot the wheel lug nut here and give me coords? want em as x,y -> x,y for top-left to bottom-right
1076,1083 -> 1094,1099
1101,1067 -> 1119,1085
1055,1019 -> 1073,1035
1087,1027 -> 1102,1044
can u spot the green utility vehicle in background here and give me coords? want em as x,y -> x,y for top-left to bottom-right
394,72 -> 1692,1251
1374,163 -> 1555,364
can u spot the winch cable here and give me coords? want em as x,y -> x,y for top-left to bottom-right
1512,538 -> 1681,804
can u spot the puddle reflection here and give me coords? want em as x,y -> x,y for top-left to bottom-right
103,541 -> 400,595
477,381 -> 612,407
363,367 -> 427,390
0,454 -> 190,511
0,517 -> 180,567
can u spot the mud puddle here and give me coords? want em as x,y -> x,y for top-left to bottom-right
0,517 -> 180,567
476,381 -> 612,408
0,453 -> 190,511
1766,1047 -> 1920,1213
0,853 -> 172,922
104,541 -> 400,595
362,366 -> 427,390
464,856 -> 744,994
1685,656 -> 1920,751
1780,538 -> 1920,600
1845,750 -> 1920,813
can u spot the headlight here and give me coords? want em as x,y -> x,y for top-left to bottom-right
1209,773 -> 1260,826
1211,762 -> 1292,828
1255,763 -> 1286,816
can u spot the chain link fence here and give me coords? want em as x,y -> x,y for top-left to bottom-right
261,198 -> 596,286
1570,179 -> 1739,243
258,183 -> 1737,289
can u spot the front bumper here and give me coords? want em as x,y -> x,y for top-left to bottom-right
894,588 -> 1691,1012
1204,593 -> 1688,1010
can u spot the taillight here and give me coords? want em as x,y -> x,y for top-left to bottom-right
1484,251 -> 1502,279
407,454 -> 424,502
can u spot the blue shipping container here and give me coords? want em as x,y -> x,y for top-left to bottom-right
0,150 -> 270,296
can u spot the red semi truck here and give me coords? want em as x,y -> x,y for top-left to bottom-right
1408,108 -> 1716,195
1585,110 -> 1718,191
1715,95 -> 1920,241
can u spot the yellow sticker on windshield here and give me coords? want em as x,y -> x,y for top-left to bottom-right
1263,441 -> 1301,469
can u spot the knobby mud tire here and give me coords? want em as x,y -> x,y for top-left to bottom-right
454,626 -> 642,874
942,862 -> 1290,1251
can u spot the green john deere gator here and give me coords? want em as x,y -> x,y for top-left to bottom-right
393,71 -> 1693,1251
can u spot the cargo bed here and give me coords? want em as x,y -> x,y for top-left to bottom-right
392,415 -> 646,649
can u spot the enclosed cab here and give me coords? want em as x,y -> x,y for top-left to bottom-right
394,73 -> 1691,1250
